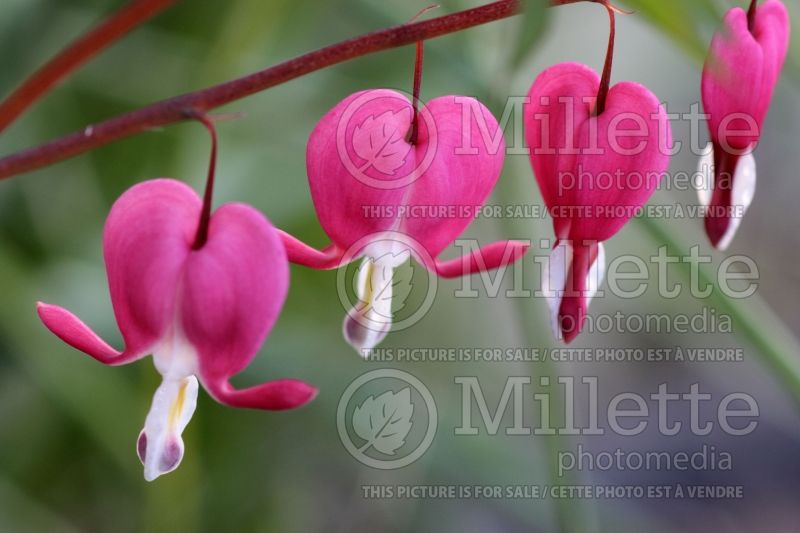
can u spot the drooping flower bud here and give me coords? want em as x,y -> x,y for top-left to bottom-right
699,0 -> 789,249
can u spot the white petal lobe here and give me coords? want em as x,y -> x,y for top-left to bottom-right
696,143 -> 757,251
696,142 -> 714,208
541,241 -> 570,341
139,375 -> 199,482
541,241 -> 606,341
718,151 -> 756,251
344,246 -> 411,355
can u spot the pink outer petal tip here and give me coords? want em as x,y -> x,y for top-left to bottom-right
36,301 -> 145,365
203,377 -> 318,411
427,240 -> 531,279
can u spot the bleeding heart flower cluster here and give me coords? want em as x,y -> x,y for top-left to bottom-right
35,0 -> 790,480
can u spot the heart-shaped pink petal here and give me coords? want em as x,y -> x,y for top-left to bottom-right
304,89 -> 506,258
525,62 -> 672,243
182,202 -> 316,410
702,1 -> 789,150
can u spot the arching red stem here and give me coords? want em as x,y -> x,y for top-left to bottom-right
748,0 -> 758,33
191,114 -> 218,250
595,3 -> 616,116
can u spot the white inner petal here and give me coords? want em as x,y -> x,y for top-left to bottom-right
718,151 -> 756,251
343,243 -> 411,355
696,142 -> 714,208
541,241 -> 606,341
696,143 -> 757,251
541,241 -> 571,341
138,329 -> 200,482
586,242 -> 606,304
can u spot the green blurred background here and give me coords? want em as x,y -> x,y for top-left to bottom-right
0,0 -> 798,531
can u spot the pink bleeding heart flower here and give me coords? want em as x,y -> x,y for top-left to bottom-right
524,62 -> 672,343
37,179 -> 316,481
699,0 -> 789,250
280,89 -> 529,353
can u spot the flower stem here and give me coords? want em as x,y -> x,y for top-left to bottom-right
409,41 -> 425,145
0,0 -> 175,134
190,113 -> 218,250
595,2 -> 616,116
748,0 -> 758,33
408,5 -> 439,145
0,0 -> 592,180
